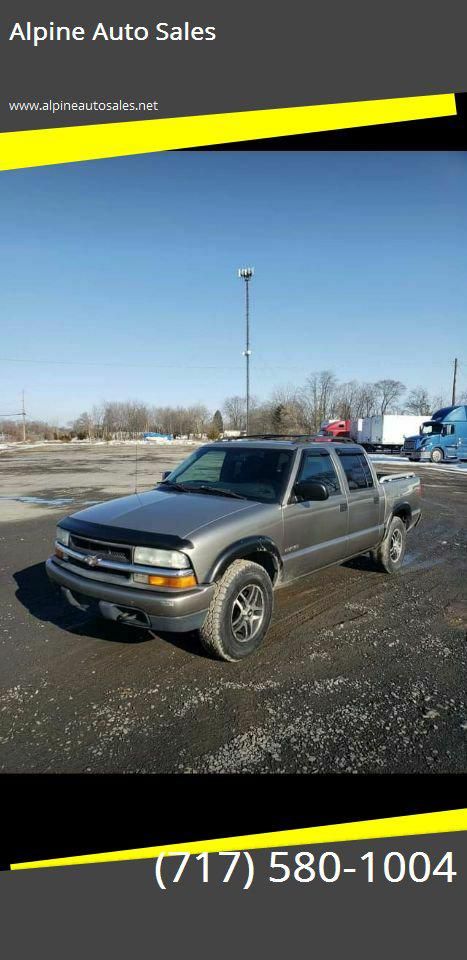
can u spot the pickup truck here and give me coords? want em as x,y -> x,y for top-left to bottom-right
46,438 -> 421,661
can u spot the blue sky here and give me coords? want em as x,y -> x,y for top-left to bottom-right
1,151 -> 466,424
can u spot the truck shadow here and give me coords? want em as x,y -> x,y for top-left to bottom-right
13,562 -> 205,655
341,554 -> 377,573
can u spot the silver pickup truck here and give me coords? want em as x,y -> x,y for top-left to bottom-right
46,437 -> 421,661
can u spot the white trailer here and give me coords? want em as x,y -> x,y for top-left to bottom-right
350,419 -> 361,442
352,414 -> 427,450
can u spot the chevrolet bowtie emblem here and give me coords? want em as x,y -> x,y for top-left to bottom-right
85,555 -> 100,567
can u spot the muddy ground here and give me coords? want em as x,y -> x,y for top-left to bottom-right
0,442 -> 466,773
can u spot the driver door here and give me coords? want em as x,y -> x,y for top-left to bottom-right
282,449 -> 349,581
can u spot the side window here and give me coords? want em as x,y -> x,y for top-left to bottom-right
338,453 -> 374,490
444,424 -> 455,436
297,452 -> 341,497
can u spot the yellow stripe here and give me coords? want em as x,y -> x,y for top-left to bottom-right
0,94 -> 456,171
11,808 -> 467,869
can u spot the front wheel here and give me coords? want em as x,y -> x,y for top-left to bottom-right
372,516 -> 406,574
199,559 -> 274,661
431,447 -> 444,463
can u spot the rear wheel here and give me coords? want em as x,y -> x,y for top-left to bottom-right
199,559 -> 274,661
372,516 -> 406,574
431,447 -> 444,463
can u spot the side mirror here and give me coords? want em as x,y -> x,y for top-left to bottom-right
161,470 -> 171,481
294,480 -> 329,502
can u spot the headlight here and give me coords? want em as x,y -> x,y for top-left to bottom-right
56,526 -> 70,546
133,546 -> 190,569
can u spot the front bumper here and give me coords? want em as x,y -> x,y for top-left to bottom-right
403,449 -> 421,460
46,557 -> 215,632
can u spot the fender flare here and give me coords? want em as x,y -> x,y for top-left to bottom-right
384,500 -> 412,535
206,536 -> 283,584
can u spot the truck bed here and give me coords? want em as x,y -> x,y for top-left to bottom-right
376,471 -> 421,531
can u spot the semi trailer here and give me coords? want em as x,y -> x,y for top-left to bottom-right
350,415 -> 426,452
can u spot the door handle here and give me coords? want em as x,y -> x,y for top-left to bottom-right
340,502 -> 348,512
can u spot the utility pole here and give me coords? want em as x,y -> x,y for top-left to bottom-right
21,389 -> 26,442
451,358 -> 458,406
238,267 -> 254,434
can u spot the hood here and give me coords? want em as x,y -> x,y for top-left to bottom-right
66,488 -> 256,540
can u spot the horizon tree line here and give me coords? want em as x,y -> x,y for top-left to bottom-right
0,372 -> 460,442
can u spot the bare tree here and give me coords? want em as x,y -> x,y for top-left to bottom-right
335,380 -> 360,420
0,418 -> 59,441
301,370 -> 338,432
352,383 -> 378,418
223,395 -> 246,432
268,386 -> 306,433
405,387 -> 432,416
374,379 -> 406,414
72,411 -> 94,439
431,394 -> 448,412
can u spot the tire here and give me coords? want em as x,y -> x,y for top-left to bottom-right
431,447 -> 444,463
373,516 -> 406,574
199,559 -> 274,661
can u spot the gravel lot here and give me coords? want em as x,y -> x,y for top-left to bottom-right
1,442 -> 466,774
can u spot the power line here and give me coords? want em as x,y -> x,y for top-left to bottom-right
0,356 -> 243,370
0,355 -> 309,372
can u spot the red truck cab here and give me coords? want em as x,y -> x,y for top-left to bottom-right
317,419 -> 351,440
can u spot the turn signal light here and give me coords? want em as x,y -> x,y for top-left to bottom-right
148,574 -> 197,589
54,546 -> 64,559
134,572 -> 197,589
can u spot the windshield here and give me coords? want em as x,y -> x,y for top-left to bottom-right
162,446 -> 294,503
420,422 -> 442,436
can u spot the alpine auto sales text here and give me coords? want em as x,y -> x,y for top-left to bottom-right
9,21 -> 217,47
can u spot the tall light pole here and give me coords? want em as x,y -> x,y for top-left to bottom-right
451,357 -> 458,406
21,389 -> 26,443
238,267 -> 254,434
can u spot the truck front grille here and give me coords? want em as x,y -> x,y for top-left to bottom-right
66,556 -> 131,580
69,534 -> 132,564
403,440 -> 415,450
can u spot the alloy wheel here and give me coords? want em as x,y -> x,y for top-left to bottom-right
231,584 -> 266,642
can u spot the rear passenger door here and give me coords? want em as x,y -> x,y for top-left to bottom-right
335,450 -> 383,552
282,449 -> 349,580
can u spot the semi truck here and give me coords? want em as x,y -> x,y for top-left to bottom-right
350,415 -> 426,452
402,405 -> 467,462
319,419 -> 351,439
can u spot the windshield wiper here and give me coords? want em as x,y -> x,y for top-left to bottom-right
181,484 -> 249,500
159,480 -> 188,492
160,480 -> 249,500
